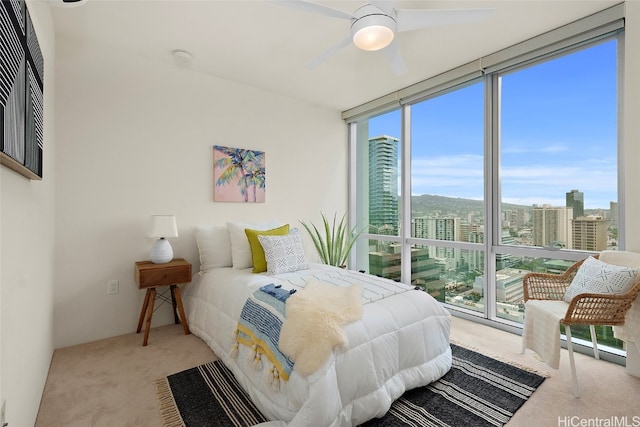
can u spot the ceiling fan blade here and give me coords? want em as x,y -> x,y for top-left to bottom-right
383,39 -> 407,76
396,8 -> 493,33
370,0 -> 397,16
306,36 -> 353,69
269,0 -> 354,20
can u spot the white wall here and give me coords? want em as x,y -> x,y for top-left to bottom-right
53,35 -> 347,349
0,1 -> 55,426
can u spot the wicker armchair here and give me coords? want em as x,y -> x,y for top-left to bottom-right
522,254 -> 640,397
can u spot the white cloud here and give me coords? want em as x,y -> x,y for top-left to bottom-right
408,154 -> 616,208
502,144 -> 570,154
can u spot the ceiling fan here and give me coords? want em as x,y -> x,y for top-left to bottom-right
272,1 -> 493,75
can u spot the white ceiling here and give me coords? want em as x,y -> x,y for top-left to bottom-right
48,0 -> 619,112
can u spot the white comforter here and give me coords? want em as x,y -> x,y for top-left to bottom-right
182,263 -> 451,427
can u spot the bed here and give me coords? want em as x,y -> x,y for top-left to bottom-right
182,223 -> 452,427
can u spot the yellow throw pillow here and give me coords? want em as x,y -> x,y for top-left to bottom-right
245,224 -> 290,273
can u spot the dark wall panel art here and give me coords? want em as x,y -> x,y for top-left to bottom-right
1,0 -> 44,179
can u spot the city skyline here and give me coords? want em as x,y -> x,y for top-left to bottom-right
361,34 -> 623,352
368,39 -> 617,210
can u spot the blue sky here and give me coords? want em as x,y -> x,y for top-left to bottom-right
369,39 -> 618,210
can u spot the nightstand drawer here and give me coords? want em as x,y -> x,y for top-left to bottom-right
135,258 -> 192,288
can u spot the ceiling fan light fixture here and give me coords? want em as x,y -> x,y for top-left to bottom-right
351,11 -> 396,52
353,24 -> 394,51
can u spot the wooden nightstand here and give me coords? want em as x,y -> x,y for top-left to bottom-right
135,258 -> 192,346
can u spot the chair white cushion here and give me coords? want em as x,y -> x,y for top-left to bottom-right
600,251 -> 640,347
563,256 -> 638,303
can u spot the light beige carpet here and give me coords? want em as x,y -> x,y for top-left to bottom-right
36,316 -> 640,427
35,325 -> 214,427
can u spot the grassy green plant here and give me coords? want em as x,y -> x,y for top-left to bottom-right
300,212 -> 364,267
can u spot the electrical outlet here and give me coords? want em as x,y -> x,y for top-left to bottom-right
107,280 -> 119,295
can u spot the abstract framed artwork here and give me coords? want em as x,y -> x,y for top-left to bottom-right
1,0 -> 44,180
213,145 -> 265,203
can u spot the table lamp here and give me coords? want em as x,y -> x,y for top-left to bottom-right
148,215 -> 178,264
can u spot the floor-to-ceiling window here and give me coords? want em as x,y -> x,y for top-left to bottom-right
409,82 -> 485,312
354,110 -> 403,281
493,38 -> 619,345
348,6 -> 624,353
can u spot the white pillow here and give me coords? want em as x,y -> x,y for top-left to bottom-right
562,256 -> 638,302
258,231 -> 310,275
227,221 -> 282,269
194,225 -> 232,270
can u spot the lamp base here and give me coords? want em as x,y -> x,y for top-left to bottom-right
150,238 -> 173,264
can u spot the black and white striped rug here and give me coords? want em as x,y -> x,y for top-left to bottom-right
156,344 -> 545,427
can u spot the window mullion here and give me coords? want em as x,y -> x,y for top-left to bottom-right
348,122 -> 358,269
484,73 -> 498,321
401,104 -> 412,284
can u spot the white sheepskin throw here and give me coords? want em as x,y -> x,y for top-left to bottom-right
279,278 -> 363,377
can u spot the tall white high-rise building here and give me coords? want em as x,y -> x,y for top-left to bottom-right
610,201 -> 618,228
413,216 -> 460,241
413,216 -> 460,260
468,229 -> 484,271
532,204 -> 573,248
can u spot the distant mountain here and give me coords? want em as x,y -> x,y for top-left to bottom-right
411,194 -> 530,217
410,194 -> 611,218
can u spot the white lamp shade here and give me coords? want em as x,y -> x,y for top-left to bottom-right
147,215 -> 178,238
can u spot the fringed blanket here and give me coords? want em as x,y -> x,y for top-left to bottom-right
231,284 -> 295,390
231,279 -> 364,389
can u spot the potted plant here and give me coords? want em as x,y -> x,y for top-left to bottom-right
300,212 -> 364,268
